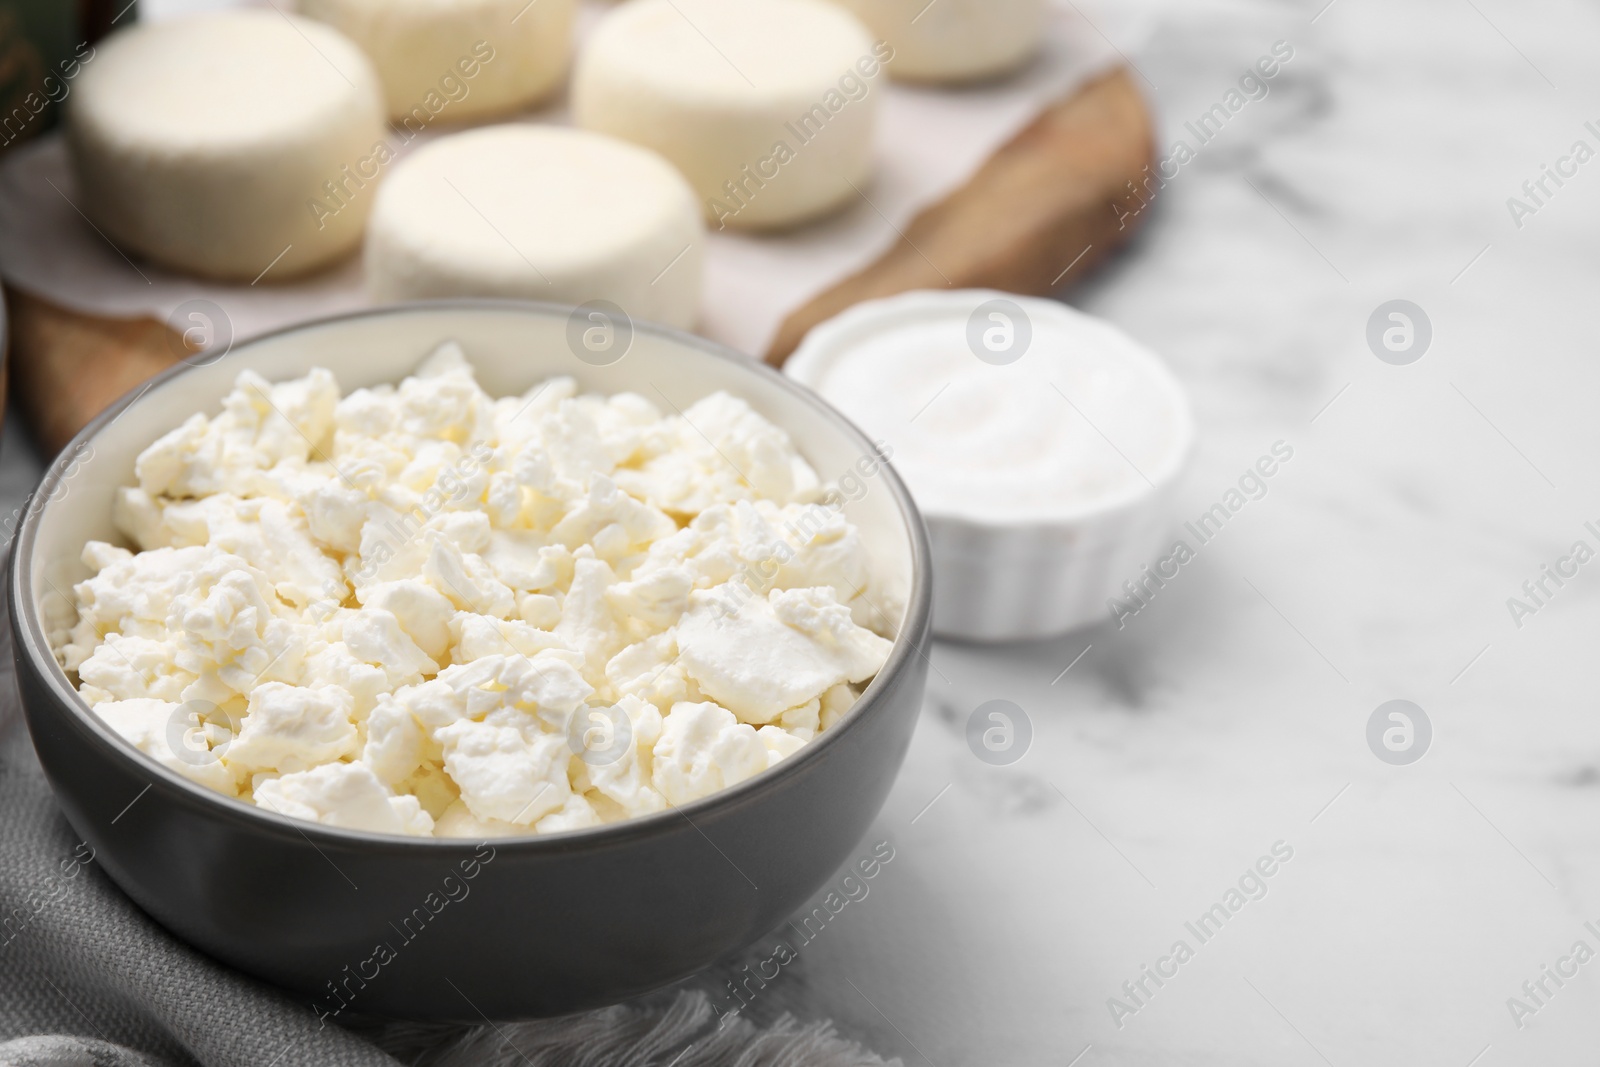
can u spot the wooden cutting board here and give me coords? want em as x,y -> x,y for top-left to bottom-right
3,67 -> 1153,456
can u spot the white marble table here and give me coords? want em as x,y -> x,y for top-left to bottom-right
677,2 -> 1600,1063
7,0 -> 1600,1064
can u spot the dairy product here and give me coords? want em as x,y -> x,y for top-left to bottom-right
785,292 -> 1192,524
295,0 -> 574,121
824,0 -> 1045,83
56,344 -> 894,837
365,126 -> 703,330
573,0 -> 880,230
66,11 -> 386,281
785,289 -> 1195,641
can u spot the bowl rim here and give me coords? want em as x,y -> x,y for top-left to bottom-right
784,287 -> 1197,531
9,298 -> 933,853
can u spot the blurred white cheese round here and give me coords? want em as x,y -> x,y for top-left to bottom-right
824,0 -> 1045,83
67,10 -> 386,281
295,0 -> 575,121
365,125 -> 704,329
573,0 -> 881,230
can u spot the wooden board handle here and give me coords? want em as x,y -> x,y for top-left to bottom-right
6,287 -> 180,456
764,66 -> 1154,365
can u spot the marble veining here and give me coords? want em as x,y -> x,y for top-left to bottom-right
657,2 -> 1600,1064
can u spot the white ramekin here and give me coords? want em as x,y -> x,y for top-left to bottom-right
784,289 -> 1195,642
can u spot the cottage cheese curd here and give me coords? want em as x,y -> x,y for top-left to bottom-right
55,344 -> 894,837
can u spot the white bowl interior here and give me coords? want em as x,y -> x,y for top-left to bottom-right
28,304 -> 916,656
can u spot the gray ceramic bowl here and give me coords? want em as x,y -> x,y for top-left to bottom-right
8,301 -> 931,1020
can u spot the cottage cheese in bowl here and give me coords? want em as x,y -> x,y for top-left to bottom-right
52,343 -> 895,838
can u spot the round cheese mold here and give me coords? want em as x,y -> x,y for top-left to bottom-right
295,0 -> 575,121
66,10 -> 386,282
573,0 -> 880,231
365,126 -> 703,329
823,0 -> 1045,83
786,290 -> 1194,641
53,343 -> 896,838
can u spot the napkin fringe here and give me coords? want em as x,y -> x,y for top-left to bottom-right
373,989 -> 902,1067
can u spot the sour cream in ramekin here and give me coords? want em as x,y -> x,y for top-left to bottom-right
786,290 -> 1194,641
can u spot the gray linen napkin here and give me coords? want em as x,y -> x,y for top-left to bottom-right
0,621 -> 898,1067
